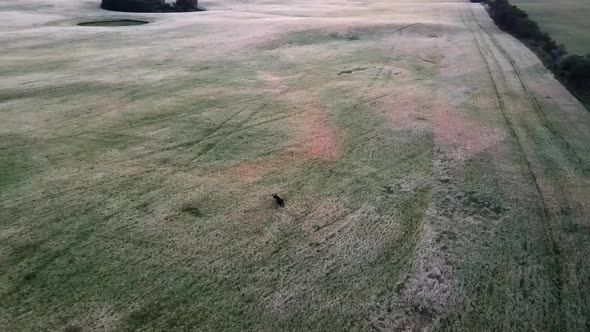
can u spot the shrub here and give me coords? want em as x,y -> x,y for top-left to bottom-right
488,0 -> 541,39
174,0 -> 199,11
561,55 -> 590,87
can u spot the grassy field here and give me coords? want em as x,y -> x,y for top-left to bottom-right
1,0 -> 590,331
511,0 -> 590,54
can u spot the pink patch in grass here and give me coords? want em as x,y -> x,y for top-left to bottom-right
209,73 -> 340,185
219,153 -> 299,182
260,72 -> 289,94
260,71 -> 339,160
283,89 -> 340,160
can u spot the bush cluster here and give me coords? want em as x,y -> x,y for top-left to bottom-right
101,0 -> 200,12
485,0 -> 590,102
561,54 -> 590,90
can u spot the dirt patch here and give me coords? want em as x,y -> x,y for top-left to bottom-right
210,152 -> 298,183
260,73 -> 289,94
377,84 -> 432,135
568,176 -> 590,222
181,206 -> 204,218
302,198 -> 348,237
64,326 -> 82,332
434,94 -> 504,161
338,67 -> 368,75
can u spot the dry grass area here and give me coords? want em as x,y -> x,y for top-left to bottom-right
1,0 -> 590,331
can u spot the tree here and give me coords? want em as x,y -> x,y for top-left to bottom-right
562,54 -> 590,86
175,0 -> 199,11
101,0 -> 199,12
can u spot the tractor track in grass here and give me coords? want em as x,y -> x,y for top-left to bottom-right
466,9 -> 550,215
190,103 -> 267,161
467,7 -> 578,237
470,7 -> 590,327
0,21 -> 420,157
143,23 -> 421,162
465,3 -> 567,319
468,3 -> 582,227
468,6 -> 589,176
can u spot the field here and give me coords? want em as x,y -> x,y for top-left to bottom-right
1,0 -> 590,331
511,0 -> 590,55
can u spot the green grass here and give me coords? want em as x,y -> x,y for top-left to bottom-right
2,1 -> 590,331
511,0 -> 590,54
0,25 -> 437,331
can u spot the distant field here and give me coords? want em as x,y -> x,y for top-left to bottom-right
511,0 -> 590,54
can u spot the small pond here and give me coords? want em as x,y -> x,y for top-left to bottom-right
77,19 -> 149,27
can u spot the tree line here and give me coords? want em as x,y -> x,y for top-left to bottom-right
101,0 -> 201,12
473,0 -> 590,107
